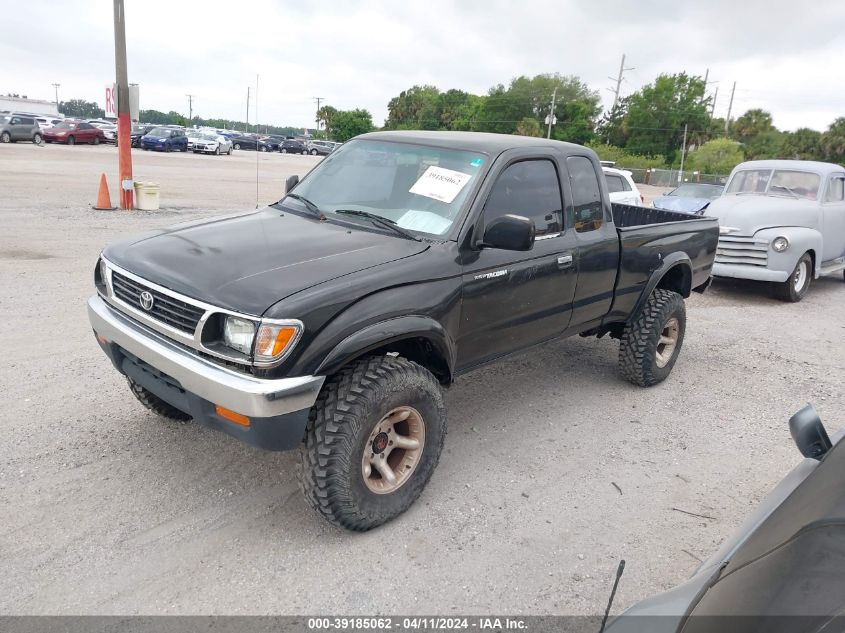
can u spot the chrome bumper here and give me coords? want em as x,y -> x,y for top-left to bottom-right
87,295 -> 324,418
712,262 -> 790,283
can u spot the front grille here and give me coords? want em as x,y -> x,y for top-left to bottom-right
715,236 -> 769,267
111,271 -> 205,334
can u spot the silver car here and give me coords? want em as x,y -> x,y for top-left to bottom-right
192,133 -> 233,155
707,160 -> 845,302
0,114 -> 42,143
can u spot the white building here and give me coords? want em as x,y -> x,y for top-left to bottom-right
0,96 -> 60,116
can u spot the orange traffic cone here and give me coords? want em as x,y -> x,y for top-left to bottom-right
93,173 -> 115,210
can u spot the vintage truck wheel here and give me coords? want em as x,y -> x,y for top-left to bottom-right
298,355 -> 446,531
127,378 -> 191,421
619,288 -> 686,387
773,252 -> 812,302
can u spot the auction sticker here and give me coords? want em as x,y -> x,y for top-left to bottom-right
409,166 -> 472,203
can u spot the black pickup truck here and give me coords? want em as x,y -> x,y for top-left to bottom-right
88,131 -> 718,530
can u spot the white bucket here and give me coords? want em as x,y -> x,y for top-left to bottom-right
134,181 -> 160,211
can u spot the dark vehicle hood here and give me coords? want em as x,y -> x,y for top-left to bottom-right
652,196 -> 711,214
103,208 -> 430,315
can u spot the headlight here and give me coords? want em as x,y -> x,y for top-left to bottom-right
254,321 -> 302,365
223,317 -> 256,355
772,236 -> 790,252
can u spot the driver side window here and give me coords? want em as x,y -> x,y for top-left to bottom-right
482,160 -> 563,238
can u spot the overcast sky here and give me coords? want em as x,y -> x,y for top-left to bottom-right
4,0 -> 844,132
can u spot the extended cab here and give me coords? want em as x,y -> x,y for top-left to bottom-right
88,131 -> 718,530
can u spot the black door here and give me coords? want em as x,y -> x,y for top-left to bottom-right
457,157 -> 579,371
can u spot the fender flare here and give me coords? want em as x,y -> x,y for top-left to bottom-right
315,315 -> 457,381
627,253 -> 692,324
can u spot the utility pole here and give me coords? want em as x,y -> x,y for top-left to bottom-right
313,96 -> 324,133
710,86 -> 719,118
185,94 -> 194,125
608,53 -> 635,112
245,87 -> 250,132
724,81 -> 736,135
546,87 -> 557,139
51,83 -> 60,108
113,0 -> 133,209
678,123 -> 688,185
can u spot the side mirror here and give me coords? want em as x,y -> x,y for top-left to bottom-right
285,175 -> 300,194
789,404 -> 832,460
481,214 -> 535,251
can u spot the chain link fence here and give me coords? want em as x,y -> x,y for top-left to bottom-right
621,167 -> 729,187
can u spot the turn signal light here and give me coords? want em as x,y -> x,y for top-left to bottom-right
255,325 -> 298,357
215,405 -> 251,427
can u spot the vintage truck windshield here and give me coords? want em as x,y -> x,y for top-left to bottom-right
283,139 -> 487,236
726,169 -> 820,200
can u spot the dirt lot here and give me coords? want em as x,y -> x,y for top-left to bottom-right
2,142 -> 844,616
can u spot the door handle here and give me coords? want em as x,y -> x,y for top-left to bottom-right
557,254 -> 574,268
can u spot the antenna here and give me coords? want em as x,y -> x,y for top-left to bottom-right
255,74 -> 259,209
599,560 -> 625,633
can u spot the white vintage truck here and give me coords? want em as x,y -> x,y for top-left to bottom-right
707,160 -> 845,301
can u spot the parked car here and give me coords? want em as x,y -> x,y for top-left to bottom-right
42,120 -> 104,145
192,133 -> 233,155
35,116 -> 64,130
707,160 -> 845,302
87,131 -> 718,531
228,134 -> 263,151
100,125 -> 118,144
279,138 -> 307,154
603,167 -> 643,206
128,124 -> 155,148
306,140 -> 339,156
185,129 -> 204,150
140,127 -> 189,152
0,114 -> 42,143
258,136 -> 280,152
607,404 -> 844,633
653,182 -> 724,215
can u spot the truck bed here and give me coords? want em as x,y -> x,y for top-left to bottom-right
605,203 -> 720,322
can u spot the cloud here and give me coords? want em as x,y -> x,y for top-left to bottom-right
4,0 -> 843,132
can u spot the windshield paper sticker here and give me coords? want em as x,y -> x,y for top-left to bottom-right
409,166 -> 472,203
396,210 -> 452,235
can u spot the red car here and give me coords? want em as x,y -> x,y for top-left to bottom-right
43,120 -> 106,145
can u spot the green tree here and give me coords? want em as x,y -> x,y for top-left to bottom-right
731,109 -> 774,142
317,105 -> 339,139
514,117 -> 542,137
820,117 -> 845,164
782,128 -> 822,160
686,138 -> 745,174
596,96 -> 630,147
623,73 -> 710,164
332,109 -> 374,142
385,85 -> 441,129
59,99 -> 105,118
743,130 -> 785,160
478,74 -> 600,140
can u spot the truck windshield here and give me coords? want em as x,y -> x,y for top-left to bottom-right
726,169 -> 820,200
283,139 -> 487,236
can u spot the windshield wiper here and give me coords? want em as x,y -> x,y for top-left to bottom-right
334,209 -> 421,241
770,185 -> 799,199
284,193 -> 324,218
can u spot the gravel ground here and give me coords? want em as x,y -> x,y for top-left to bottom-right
2,142 -> 844,616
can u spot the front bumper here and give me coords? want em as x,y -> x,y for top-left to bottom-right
87,295 -> 324,450
712,262 -> 790,283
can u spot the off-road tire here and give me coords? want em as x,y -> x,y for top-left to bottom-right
619,288 -> 686,387
298,355 -> 446,531
773,252 -> 812,302
127,378 -> 191,421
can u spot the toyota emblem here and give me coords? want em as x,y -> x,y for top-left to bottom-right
139,290 -> 155,311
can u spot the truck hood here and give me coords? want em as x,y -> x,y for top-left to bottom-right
706,195 -> 819,235
103,208 -> 430,315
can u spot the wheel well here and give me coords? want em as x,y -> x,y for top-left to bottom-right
656,264 -> 692,298
364,337 -> 452,385
806,249 -> 816,271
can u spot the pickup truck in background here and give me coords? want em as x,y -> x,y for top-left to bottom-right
88,131 -> 718,530
708,159 -> 845,302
